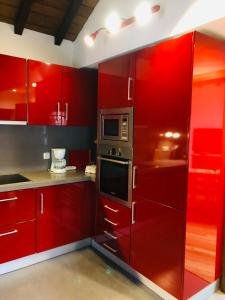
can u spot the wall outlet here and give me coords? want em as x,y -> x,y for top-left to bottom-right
43,152 -> 50,160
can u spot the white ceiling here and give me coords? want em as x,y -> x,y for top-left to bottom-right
198,17 -> 225,40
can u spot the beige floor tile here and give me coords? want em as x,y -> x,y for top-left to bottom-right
0,248 -> 161,300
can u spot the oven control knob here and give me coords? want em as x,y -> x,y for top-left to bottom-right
107,149 -> 112,155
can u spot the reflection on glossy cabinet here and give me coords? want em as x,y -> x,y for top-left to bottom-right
0,54 -> 27,121
36,183 -> 93,252
28,60 -> 62,125
98,53 -> 135,108
62,67 -> 97,126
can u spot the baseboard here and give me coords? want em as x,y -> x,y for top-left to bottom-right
91,240 -> 219,300
189,279 -> 219,300
0,238 -> 91,275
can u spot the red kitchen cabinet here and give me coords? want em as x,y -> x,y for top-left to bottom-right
28,60 -> 97,126
36,182 -> 93,252
0,189 -> 36,227
131,200 -> 186,299
98,53 -> 135,108
0,54 -> 27,121
28,60 -> 62,125
0,220 -> 36,264
95,196 -> 131,263
62,67 -> 97,126
129,31 -> 225,299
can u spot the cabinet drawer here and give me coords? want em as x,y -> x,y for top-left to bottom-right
0,189 -> 36,227
98,196 -> 131,229
0,220 -> 36,264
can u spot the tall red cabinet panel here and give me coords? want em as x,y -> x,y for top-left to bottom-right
62,67 -> 97,126
28,60 -> 62,125
98,53 -> 135,108
0,54 -> 27,121
131,32 -> 225,299
184,33 -> 225,299
131,33 -> 193,300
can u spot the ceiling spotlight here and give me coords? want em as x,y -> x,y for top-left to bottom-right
105,12 -> 121,34
135,1 -> 151,26
84,34 -> 95,47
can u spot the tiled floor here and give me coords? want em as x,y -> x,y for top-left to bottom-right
0,248 -> 162,300
209,292 -> 225,300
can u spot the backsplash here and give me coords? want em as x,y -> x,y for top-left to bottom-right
0,125 -> 96,174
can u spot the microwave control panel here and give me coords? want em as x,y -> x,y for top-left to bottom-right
121,115 -> 129,141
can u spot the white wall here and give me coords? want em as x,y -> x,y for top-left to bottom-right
72,0 -> 225,68
0,22 -> 74,67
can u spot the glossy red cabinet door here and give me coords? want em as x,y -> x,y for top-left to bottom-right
28,60 -> 62,125
131,33 -> 194,298
0,54 -> 27,121
0,189 -> 36,227
98,53 -> 135,108
0,220 -> 36,264
62,67 -> 97,126
36,183 -> 93,252
131,200 -> 186,299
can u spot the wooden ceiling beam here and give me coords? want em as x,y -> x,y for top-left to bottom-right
14,0 -> 34,35
54,0 -> 82,46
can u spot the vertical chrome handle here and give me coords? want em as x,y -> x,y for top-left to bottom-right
57,102 -> 61,121
128,77 -> 133,101
133,166 -> 137,189
40,193 -> 44,215
132,202 -> 136,224
0,229 -> 18,237
65,102 -> 68,121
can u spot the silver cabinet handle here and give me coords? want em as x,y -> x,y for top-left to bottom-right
40,193 -> 44,215
103,243 -> 117,253
0,229 -> 18,237
104,205 -> 119,213
104,230 -> 118,240
132,202 -> 136,224
57,102 -> 61,121
104,218 -> 118,226
65,102 -> 68,121
128,77 -> 133,101
98,157 -> 129,165
0,197 -> 18,203
133,166 -> 137,189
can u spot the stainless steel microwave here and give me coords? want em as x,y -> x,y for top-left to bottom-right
98,107 -> 133,147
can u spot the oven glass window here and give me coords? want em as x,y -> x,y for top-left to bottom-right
103,119 -> 119,137
100,158 -> 128,201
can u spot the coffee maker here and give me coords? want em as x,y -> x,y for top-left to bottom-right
50,148 -> 66,173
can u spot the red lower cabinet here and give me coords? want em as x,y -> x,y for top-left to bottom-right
0,220 -> 36,264
130,199 -> 186,299
95,196 -> 131,263
36,182 -> 93,252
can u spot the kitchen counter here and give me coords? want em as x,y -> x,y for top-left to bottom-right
0,170 -> 95,193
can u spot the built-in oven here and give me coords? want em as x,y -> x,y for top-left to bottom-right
98,144 -> 133,207
98,107 -> 133,147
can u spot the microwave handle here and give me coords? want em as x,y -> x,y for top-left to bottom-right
98,156 -> 129,165
128,77 -> 133,101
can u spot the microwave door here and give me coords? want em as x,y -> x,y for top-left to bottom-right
102,115 -> 120,140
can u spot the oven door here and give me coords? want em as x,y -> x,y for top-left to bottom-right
98,156 -> 132,207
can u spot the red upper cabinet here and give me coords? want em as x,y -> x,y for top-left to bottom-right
28,60 -> 62,126
62,67 -> 97,126
0,54 -> 27,121
98,53 -> 135,109
28,60 -> 97,126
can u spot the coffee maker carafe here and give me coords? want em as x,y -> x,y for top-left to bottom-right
50,148 -> 66,173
